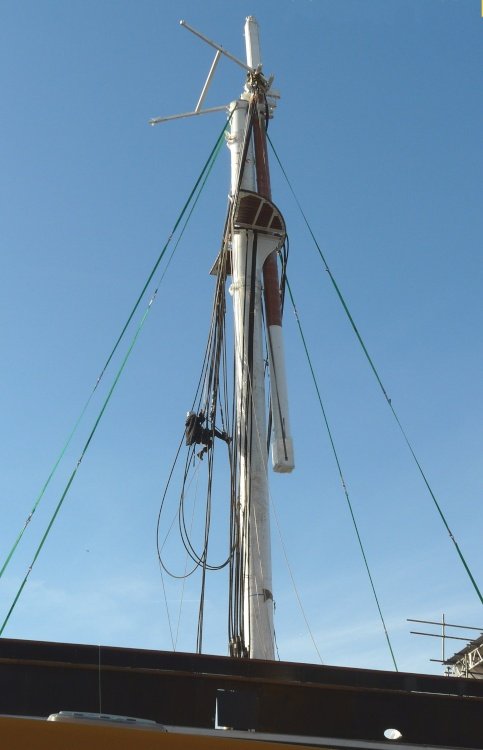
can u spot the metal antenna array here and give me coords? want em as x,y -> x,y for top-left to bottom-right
408,616 -> 483,675
149,20 -> 257,126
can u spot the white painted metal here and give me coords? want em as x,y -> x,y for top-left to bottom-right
195,50 -> 222,112
180,20 -> 253,73
227,99 -> 255,194
225,16 -> 277,659
267,324 -> 295,472
244,16 -> 262,71
149,104 -> 229,126
245,17 -> 294,475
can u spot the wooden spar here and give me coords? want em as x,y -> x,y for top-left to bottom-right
250,39 -> 294,475
253,103 -> 282,329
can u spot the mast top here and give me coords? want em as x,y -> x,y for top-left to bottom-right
149,18 -> 278,127
244,16 -> 262,70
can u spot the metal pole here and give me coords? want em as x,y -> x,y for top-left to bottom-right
180,20 -> 253,73
195,51 -> 222,112
226,17 -> 275,660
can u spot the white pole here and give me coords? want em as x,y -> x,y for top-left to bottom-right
244,16 -> 262,71
245,17 -> 294,476
225,16 -> 275,660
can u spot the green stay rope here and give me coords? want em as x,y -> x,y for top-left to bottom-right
0,115 -> 230,588
0,308 -> 147,636
286,277 -> 398,671
269,134 -> 483,608
0,120 -> 227,635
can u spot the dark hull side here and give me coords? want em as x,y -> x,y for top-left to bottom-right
1,638 -> 483,748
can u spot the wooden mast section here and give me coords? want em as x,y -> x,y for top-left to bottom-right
227,16 -> 294,660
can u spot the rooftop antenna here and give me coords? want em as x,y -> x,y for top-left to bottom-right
149,20 -> 258,126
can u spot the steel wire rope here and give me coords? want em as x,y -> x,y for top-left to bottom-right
0,114 -> 231,589
157,438 -> 205,649
178,267 -> 233,573
157,134 -> 230,580
260,239 -> 305,661
198,257 -> 239,648
156,242 -> 235,586
156,290 -> 223,575
228,337 -> 242,647
158,556 -> 176,651
227,193 -> 321,658
239,307 -> 323,663
174,462 -> 202,651
178,447 -> 232,572
157,442 -> 204,579
196,441 -> 217,653
272,240 -> 325,663
183,256 -> 235,649
284,274 -> 398,671
249,386 -> 323,662
158,135 -> 231,582
267,134 -> 483,609
158,445 -> 224,579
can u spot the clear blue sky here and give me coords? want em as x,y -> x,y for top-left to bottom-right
1,0 -> 482,675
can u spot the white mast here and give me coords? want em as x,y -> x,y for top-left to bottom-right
151,17 -> 293,661
227,16 -> 293,660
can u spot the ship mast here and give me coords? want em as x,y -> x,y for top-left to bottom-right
228,16 -> 294,660
150,17 -> 294,660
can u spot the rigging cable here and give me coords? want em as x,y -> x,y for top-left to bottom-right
1,301 -> 152,636
0,119 -> 230,636
156,215 -> 237,650
0,114 -> 232,587
174,462 -> 202,651
267,134 -> 483,609
242,300 -> 324,664
285,275 -> 398,671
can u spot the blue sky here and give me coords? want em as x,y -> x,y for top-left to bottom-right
1,0 -> 482,675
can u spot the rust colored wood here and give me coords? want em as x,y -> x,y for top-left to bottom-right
253,98 -> 282,328
253,101 -> 272,200
261,254 -> 282,327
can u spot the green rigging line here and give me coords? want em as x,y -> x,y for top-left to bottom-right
285,277 -> 398,671
268,134 -> 483,608
0,121 -> 227,635
0,305 -> 149,637
0,115 -> 230,586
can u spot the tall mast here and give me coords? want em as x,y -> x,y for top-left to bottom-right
228,16 -> 294,660
150,17 -> 293,660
